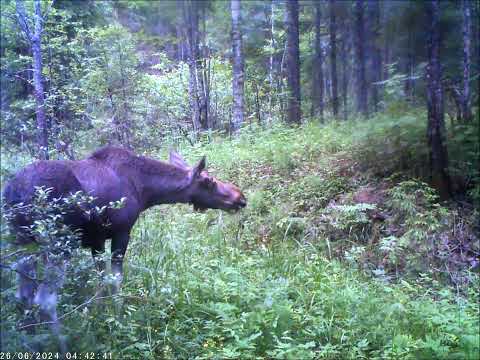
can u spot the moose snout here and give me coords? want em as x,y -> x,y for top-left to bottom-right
236,194 -> 247,208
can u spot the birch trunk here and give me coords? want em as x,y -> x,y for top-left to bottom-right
284,0 -> 301,124
231,0 -> 245,131
313,1 -> 325,121
16,0 -> 49,159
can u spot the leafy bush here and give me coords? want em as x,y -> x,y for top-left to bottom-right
0,187 -> 125,351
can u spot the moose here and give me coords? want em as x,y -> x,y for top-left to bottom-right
3,146 -> 246,340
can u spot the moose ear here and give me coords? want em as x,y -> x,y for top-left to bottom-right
169,150 -> 189,169
192,156 -> 206,178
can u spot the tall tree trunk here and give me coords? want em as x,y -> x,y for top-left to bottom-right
16,0 -> 49,159
329,0 -> 339,117
340,27 -> 348,121
404,2 -> 415,102
474,0 -> 480,109
354,0 -> 368,117
310,8 -> 318,119
118,49 -> 133,148
176,6 -> 185,62
404,25 -> 414,100
284,0 -> 301,124
461,0 -> 472,122
231,0 -> 245,132
367,0 -> 381,112
197,5 -> 209,130
182,0 -> 202,133
268,0 -> 275,121
426,0 -> 451,199
383,29 -> 390,83
312,1 -> 325,121
325,66 -> 332,106
341,18 -> 349,121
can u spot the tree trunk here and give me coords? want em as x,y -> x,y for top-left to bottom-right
118,49 -> 133,148
341,18 -> 349,121
426,0 -> 451,199
182,0 -> 202,133
404,25 -> 414,100
329,0 -> 339,118
461,0 -> 472,122
284,0 -> 301,124
231,0 -> 245,132
16,0 -> 49,159
403,2 -> 415,102
198,5 -> 209,130
312,1 -> 325,121
325,66 -> 331,106
367,0 -> 381,112
176,5 -> 185,62
354,0 -> 368,117
253,80 -> 261,125
383,28 -> 390,83
475,1 -> 480,110
268,0 -> 275,121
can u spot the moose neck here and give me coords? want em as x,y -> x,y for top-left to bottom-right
133,161 -> 192,210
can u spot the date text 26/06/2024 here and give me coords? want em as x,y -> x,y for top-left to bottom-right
0,353 -> 113,360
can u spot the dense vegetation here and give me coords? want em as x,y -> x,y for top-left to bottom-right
1,0 -> 479,358
2,115 -> 479,358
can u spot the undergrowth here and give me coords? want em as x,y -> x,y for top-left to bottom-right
1,110 -> 478,358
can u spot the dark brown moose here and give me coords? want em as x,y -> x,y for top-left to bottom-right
3,146 -> 246,339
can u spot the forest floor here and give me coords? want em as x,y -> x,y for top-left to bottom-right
1,111 -> 479,359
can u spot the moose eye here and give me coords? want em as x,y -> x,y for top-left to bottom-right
203,178 -> 216,190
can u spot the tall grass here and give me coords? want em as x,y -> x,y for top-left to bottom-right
1,111 -> 478,358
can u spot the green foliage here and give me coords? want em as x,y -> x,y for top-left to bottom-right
1,0 -> 479,355
293,172 -> 349,212
351,112 -> 430,179
3,114 -> 478,358
81,25 -> 142,147
383,180 -> 450,272
0,0 -> 110,158
0,186 -> 127,350
325,203 -> 376,236
2,186 -> 126,263
448,122 -> 480,201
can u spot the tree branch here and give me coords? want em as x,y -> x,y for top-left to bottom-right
15,0 -> 33,42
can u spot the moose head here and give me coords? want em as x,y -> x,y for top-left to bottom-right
169,151 -> 247,212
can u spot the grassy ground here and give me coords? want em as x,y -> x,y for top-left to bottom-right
1,112 -> 479,359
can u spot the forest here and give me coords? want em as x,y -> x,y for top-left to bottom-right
0,0 -> 479,358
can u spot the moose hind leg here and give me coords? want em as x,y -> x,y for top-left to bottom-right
15,256 -> 38,333
15,255 -> 37,309
33,258 -> 67,353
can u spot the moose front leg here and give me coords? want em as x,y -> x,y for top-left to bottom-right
111,232 -> 130,294
90,242 -> 108,302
